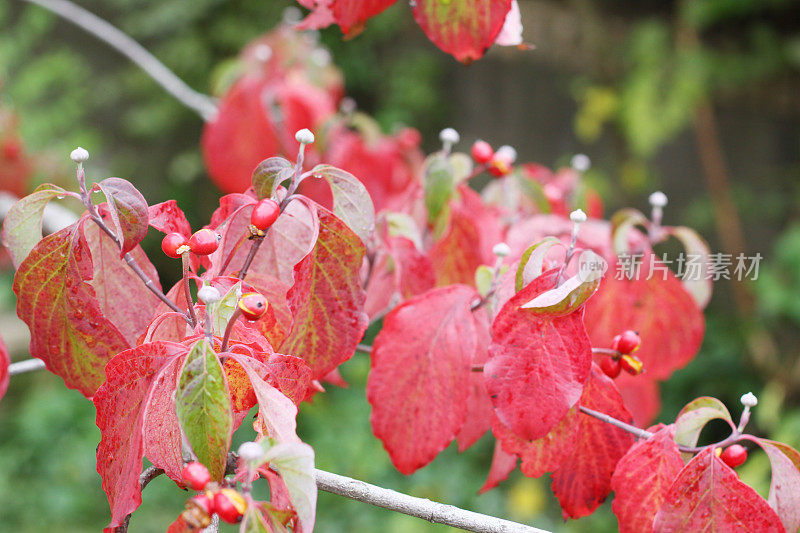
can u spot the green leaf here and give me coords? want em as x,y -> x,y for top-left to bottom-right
252,157 -> 293,200
1,183 -> 71,268
674,396 -> 733,460
611,208 -> 649,257
309,164 -> 376,243
176,339 -> 233,481
423,154 -> 454,225
475,265 -> 494,297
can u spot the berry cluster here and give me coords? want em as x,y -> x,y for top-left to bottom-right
599,330 -> 643,379
470,140 -> 516,177
161,229 -> 221,258
180,462 -> 247,526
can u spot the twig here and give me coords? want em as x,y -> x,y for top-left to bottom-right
356,343 -> 372,354
115,466 -> 165,533
20,0 -> 217,120
315,469 -> 548,533
237,237 -> 263,281
578,406 -> 653,440
181,254 -> 199,327
8,358 -> 46,375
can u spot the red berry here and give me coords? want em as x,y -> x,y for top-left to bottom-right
720,444 -> 748,468
2,138 -> 22,161
188,228 -> 221,256
397,127 -> 422,151
182,493 -> 214,529
182,462 -> 211,491
616,330 -> 641,355
238,292 -> 268,320
213,488 -> 246,524
162,232 -> 189,259
250,198 -> 280,231
471,140 -> 494,164
488,154 -> 512,177
620,354 -> 643,375
599,355 -> 621,378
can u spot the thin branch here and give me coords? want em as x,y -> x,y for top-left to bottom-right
356,343 -> 372,354
115,466 -> 165,533
578,406 -> 653,440
20,0 -> 217,120
237,237 -> 263,281
315,469 -> 549,533
9,358 -> 46,376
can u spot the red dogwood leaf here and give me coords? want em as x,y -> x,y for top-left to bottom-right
653,447 -> 785,532
611,424 -> 684,533
412,0 -> 513,63
583,259 -> 705,380
332,0 -> 397,34
0,334 -> 9,407
429,205 -> 486,286
748,438 -> 800,533
94,341 -> 188,530
280,206 -> 368,379
93,178 -> 149,257
551,365 -> 636,519
615,373 -> 661,427
13,220 -> 130,397
365,235 -> 435,319
479,440 -> 518,494
455,307 -> 493,452
485,269 -> 593,441
367,284 -> 482,474
142,357 -> 185,483
148,200 -> 192,236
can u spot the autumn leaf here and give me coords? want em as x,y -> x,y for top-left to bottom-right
308,164 -> 375,244
551,365 -> 636,519
142,357 -> 185,483
479,440 -> 518,494
280,206 -> 368,379
429,205 -> 485,286
0,334 -> 8,407
252,157 -> 293,200
368,284 -> 482,474
175,339 -> 233,482
93,177 -> 149,257
455,307 -> 493,452
257,439 -> 317,533
94,341 -> 188,530
13,220 -> 130,397
611,424 -> 684,533
748,438 -> 800,533
485,269 -> 592,441
653,447 -> 785,532
148,200 -> 192,236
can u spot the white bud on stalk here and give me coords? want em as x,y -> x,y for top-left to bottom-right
649,191 -> 668,208
495,145 -> 517,164
198,285 -> 221,305
238,441 -> 263,463
740,392 -> 758,407
295,128 -> 315,145
570,209 -> 587,224
492,242 -> 511,257
571,153 -> 591,172
253,44 -> 273,63
70,147 -> 89,163
439,128 -> 460,152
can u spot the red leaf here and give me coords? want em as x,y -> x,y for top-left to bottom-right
0,334 -> 8,407
94,342 -> 188,529
551,365 -> 636,519
429,205 -> 485,286
611,424 -> 684,533
365,236 -> 435,319
148,200 -> 192,236
584,260 -> 705,380
333,0 -> 397,34
13,221 -> 130,397
412,0 -> 513,63
485,269 -> 592,441
142,357 -> 185,483
93,177 -> 149,257
654,447 -> 785,532
455,307 -> 493,452
367,284 -> 482,474
479,439 -> 518,494
748,438 -> 800,533
615,373 -> 661,427
280,206 -> 368,379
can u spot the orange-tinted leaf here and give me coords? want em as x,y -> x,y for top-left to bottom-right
13,221 -> 130,397
485,269 -> 592,441
653,447 -> 785,532
412,0 -> 513,63
280,206 -> 368,379
367,285 -> 482,474
551,365 -> 636,519
611,424 -> 684,533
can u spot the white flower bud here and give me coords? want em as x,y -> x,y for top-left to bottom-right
570,209 -> 587,223
339,97 -> 357,114
740,392 -> 758,407
492,242 -> 511,257
571,153 -> 591,172
495,145 -> 517,164
310,48 -> 331,67
295,128 -> 315,145
282,6 -> 303,24
439,127 -> 460,146
649,191 -> 668,208
197,285 -> 222,305
253,44 -> 272,63
70,147 -> 89,163
238,441 -> 263,463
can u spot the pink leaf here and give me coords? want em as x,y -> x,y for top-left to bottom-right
479,440 -> 518,493
0,334 -> 8,407
148,200 -> 192,237
749,438 -> 800,533
93,177 -> 149,257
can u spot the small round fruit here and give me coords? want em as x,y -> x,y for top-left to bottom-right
599,355 -> 621,379
213,488 -> 247,524
238,292 -> 268,320
182,493 -> 213,529
488,154 -> 512,177
620,354 -> 643,375
188,229 -> 221,256
616,330 -> 641,355
182,462 -> 211,491
720,444 -> 748,468
162,232 -> 189,259
471,140 -> 494,164
250,199 -> 281,231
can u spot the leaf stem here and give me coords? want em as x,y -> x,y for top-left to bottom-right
236,237 -> 263,280
220,308 -> 242,353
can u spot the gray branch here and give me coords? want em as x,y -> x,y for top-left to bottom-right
20,0 -> 218,121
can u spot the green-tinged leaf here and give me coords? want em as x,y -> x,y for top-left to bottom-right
665,225 -> 713,309
674,396 -> 733,460
475,265 -> 494,297
611,208 -> 649,257
253,157 -> 293,200
208,281 -> 243,336
1,183 -> 71,267
424,154 -> 454,225
310,164 -> 375,243
385,212 -> 424,249
176,339 -> 233,481
260,439 -> 316,533
450,152 -> 474,184
241,501 -> 292,533
516,237 -> 564,292
13,219 -> 130,397
520,271 -> 600,316
93,177 -> 149,257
